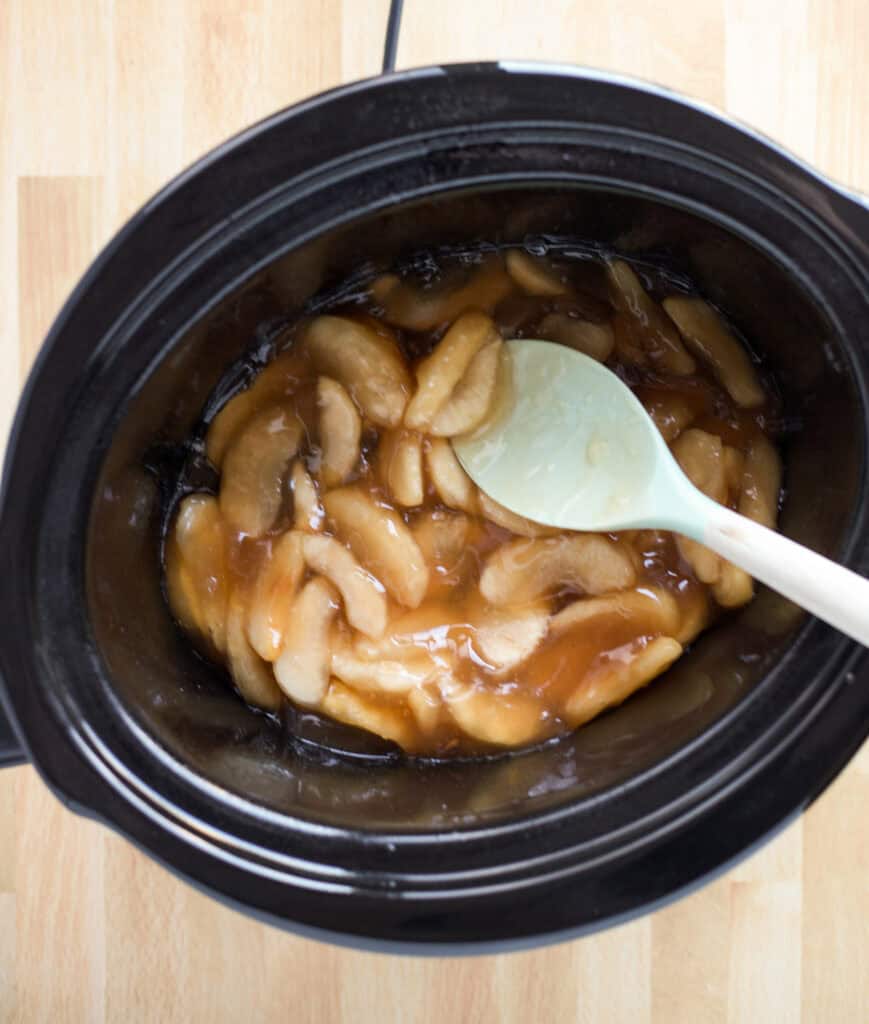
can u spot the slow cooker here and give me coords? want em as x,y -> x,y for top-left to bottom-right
1,64 -> 867,952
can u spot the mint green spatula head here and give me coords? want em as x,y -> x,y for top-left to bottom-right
453,339 -> 696,534
453,338 -> 869,647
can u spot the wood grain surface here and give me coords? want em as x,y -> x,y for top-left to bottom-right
1,1 -> 867,1021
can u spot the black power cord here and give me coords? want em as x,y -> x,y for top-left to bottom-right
382,0 -> 405,73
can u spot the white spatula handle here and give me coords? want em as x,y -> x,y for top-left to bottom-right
699,498 -> 869,646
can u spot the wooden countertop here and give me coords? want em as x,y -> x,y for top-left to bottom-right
1,1 -> 867,1020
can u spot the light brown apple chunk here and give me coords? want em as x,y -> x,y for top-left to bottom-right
220,404 -> 302,536
480,535 -> 636,606
505,249 -> 568,296
226,592 -> 282,710
405,311 -> 500,431
317,376 -> 362,487
301,533 -> 388,639
565,636 -> 683,727
322,487 -> 429,609
274,577 -> 340,706
247,530 -> 305,661
663,296 -> 765,408
304,316 -> 411,427
429,339 -> 503,437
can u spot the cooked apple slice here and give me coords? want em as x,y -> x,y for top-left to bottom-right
713,562 -> 754,608
352,604 -> 461,667
672,428 -> 727,501
226,591 -> 282,710
429,339 -> 503,437
165,554 -> 202,636
411,509 -> 471,569
676,536 -> 720,585
641,392 -> 696,443
301,533 -> 387,638
377,429 -> 424,507
538,313 -> 614,362
474,603 -> 549,675
565,636 -> 682,727
406,684 -> 444,734
331,648 -> 438,694
205,348 -> 305,468
247,530 -> 305,661
477,490 -> 558,538
304,316 -> 411,427
612,313 -> 649,367
290,459 -> 323,532
739,435 -> 782,529
274,577 -> 339,706
505,249 -> 568,296
440,680 -> 544,746
663,296 -> 765,408
672,428 -> 728,585
425,438 -> 478,513
723,446 -> 745,494
322,487 -> 428,609
321,681 -> 415,749
317,376 -> 361,487
606,260 -> 695,375
480,535 -> 636,605
550,586 -> 680,639
371,259 -> 513,331
404,311 -> 500,430
675,589 -> 710,645
171,494 -> 229,654
220,403 -> 302,536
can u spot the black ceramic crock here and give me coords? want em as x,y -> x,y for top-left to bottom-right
1,64 -> 868,953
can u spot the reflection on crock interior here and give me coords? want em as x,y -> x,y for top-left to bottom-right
162,243 -> 783,758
